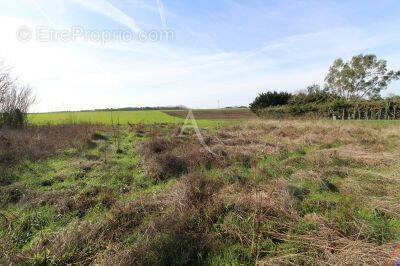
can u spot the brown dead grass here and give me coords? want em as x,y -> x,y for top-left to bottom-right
136,136 -> 228,181
260,213 -> 392,265
5,119 -> 400,265
0,124 -> 100,167
133,120 -> 400,265
21,174 -> 223,265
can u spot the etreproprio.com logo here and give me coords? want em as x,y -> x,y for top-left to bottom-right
16,25 -> 175,44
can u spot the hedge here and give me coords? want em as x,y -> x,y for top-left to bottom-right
258,99 -> 400,120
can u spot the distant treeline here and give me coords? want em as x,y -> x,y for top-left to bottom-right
87,106 -> 188,112
250,54 -> 400,120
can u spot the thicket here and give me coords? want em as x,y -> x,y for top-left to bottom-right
0,62 -> 35,128
249,91 -> 291,113
251,54 -> 400,119
260,98 -> 400,120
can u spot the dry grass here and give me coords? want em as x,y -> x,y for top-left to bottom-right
0,124 -> 99,166
2,119 -> 400,265
260,213 -> 393,265
17,174 -> 223,265
136,136 -> 227,181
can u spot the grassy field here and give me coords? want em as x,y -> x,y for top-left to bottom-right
28,110 -> 245,127
1,119 -> 400,265
29,110 -> 184,125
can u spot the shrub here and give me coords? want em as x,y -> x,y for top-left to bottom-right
0,62 -> 35,128
289,84 -> 337,105
1,109 -> 26,128
259,98 -> 400,120
136,136 -> 227,181
250,91 -> 292,114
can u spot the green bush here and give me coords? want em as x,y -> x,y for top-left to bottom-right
259,99 -> 400,120
1,109 -> 26,128
250,91 -> 292,114
289,84 -> 337,105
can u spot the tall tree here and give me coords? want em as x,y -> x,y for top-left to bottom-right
325,54 -> 400,100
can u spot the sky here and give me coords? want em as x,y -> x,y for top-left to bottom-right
0,0 -> 399,112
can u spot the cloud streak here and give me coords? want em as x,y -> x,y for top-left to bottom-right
28,0 -> 55,26
72,0 -> 141,32
157,0 -> 167,28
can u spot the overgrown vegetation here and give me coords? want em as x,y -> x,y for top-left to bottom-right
0,62 -> 35,128
0,124 -> 99,166
250,54 -> 400,119
1,120 -> 400,265
249,91 -> 292,113
1,53 -> 400,265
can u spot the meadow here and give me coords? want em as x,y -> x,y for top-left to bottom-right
28,110 -> 240,127
29,110 -> 185,125
1,113 -> 400,265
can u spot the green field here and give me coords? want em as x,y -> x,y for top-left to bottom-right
29,110 -> 400,129
29,111 -> 184,125
28,110 -> 237,127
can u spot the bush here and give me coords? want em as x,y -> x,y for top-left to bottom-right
0,62 -> 35,128
289,84 -> 337,105
259,98 -> 400,120
1,109 -> 25,128
250,91 -> 292,114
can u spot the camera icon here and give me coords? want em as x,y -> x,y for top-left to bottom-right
16,26 -> 33,42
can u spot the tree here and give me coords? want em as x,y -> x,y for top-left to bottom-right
289,84 -> 336,105
250,91 -> 292,114
325,54 -> 400,100
0,62 -> 35,128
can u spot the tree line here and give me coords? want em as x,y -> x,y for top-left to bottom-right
250,54 -> 400,119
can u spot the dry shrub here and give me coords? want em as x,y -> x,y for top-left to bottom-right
27,189 -> 76,213
0,124 -> 99,166
136,138 -> 188,180
167,174 -> 223,215
66,186 -> 116,217
137,137 -> 227,181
